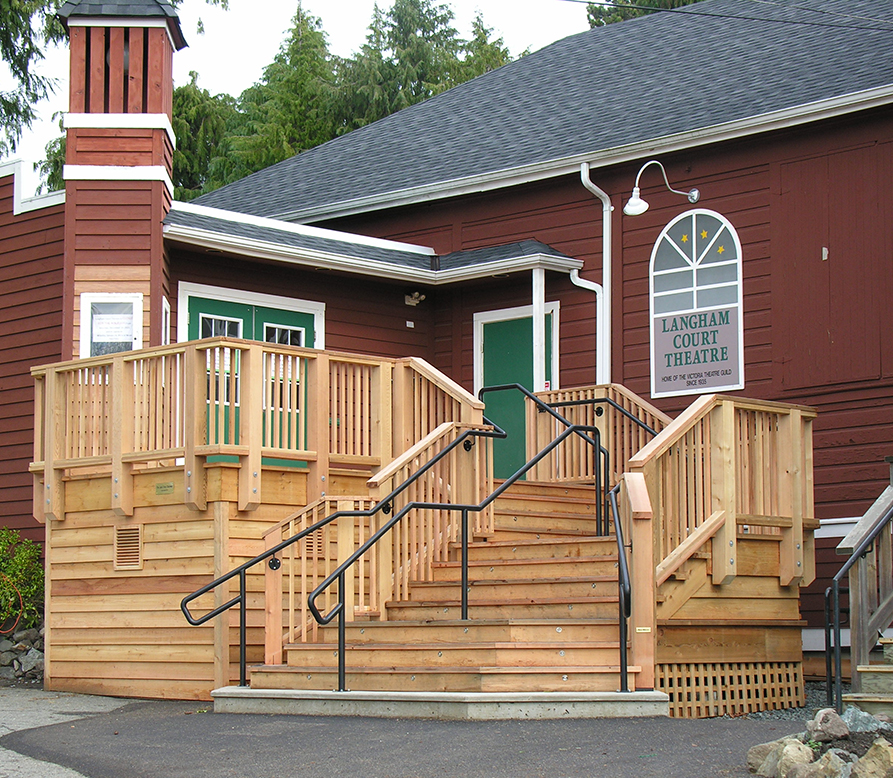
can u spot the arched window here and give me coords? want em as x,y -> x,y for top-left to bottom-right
649,209 -> 744,398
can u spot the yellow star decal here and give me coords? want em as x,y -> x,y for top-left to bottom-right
681,234 -> 688,243
701,230 -> 708,239
717,245 -> 725,254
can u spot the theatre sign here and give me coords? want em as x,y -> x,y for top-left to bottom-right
649,209 -> 744,399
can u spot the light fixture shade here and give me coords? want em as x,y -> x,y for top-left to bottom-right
623,187 -> 649,216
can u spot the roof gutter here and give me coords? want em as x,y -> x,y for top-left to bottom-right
163,223 -> 581,285
271,84 -> 893,225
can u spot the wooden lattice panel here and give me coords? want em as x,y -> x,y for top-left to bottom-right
656,661 -> 804,718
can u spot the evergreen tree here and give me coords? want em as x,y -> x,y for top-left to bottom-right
459,13 -> 512,80
172,72 -> 236,200
587,0 -> 703,27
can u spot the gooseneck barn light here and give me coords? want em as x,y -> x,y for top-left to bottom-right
623,159 -> 701,216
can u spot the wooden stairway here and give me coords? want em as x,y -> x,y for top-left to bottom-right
248,482 -> 645,698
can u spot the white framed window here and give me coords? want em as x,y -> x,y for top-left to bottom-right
161,297 -> 171,346
79,293 -> 143,359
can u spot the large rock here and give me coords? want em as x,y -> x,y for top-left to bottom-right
852,738 -> 893,778
844,708 -> 884,735
810,709 -> 851,742
749,739 -> 787,773
757,738 -> 815,778
19,647 -> 43,675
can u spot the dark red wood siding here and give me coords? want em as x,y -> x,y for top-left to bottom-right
0,176 -> 64,543
322,106 -> 893,523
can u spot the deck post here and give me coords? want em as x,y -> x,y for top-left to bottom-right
43,367 -> 65,522
625,472 -> 656,690
305,352 -> 329,503
110,355 -> 135,517
710,400 -> 737,585
779,409 -> 804,586
264,527 -> 284,665
184,343 -> 207,511
237,344 -> 262,512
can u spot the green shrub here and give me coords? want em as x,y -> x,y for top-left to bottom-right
0,528 -> 44,631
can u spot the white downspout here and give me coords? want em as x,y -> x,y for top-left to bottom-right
532,268 -> 546,392
569,269 -> 605,385
580,162 -> 613,385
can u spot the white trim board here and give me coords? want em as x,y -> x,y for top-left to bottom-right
64,164 -> 174,197
0,160 -> 65,215
176,281 -> 326,349
64,113 -> 177,149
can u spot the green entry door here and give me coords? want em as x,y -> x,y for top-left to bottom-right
187,294 -> 318,465
481,312 -> 553,479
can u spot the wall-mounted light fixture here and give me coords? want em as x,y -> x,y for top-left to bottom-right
405,291 -> 426,306
623,159 -> 700,216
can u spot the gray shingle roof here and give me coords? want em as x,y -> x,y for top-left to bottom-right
58,0 -> 186,50
164,205 -> 574,279
194,0 -> 893,221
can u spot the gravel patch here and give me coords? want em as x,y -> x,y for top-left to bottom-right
740,681 -> 848,722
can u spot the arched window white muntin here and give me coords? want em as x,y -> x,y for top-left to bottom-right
649,208 -> 744,398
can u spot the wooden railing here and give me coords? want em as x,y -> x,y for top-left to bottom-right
626,394 -> 816,589
834,471 -> 893,693
527,384 -> 672,483
31,339 -> 484,522
262,422 -> 494,663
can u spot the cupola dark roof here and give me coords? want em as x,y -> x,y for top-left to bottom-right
57,0 -> 187,50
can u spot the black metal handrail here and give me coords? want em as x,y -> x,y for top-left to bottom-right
307,422 -> 604,691
825,501 -> 893,711
478,383 -> 612,532
608,483 -> 632,691
546,396 -> 659,438
181,419 -> 506,685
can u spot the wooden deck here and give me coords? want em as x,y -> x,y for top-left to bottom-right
31,340 -> 818,715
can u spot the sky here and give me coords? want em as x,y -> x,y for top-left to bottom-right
0,0 -> 591,198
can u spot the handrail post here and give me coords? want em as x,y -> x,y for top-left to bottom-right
183,343 -> 207,511
824,588 -> 834,708
461,508 -> 469,621
833,578 -> 843,711
624,473 -> 655,691
338,573 -> 346,692
239,569 -> 247,686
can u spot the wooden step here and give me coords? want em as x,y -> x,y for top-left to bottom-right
409,575 -> 616,601
455,536 -> 617,561
283,641 -> 624,668
250,664 -> 639,693
841,693 -> 893,717
856,664 -> 893,694
432,556 -> 619,581
493,510 -> 602,535
318,618 -> 620,645
386,597 -> 619,621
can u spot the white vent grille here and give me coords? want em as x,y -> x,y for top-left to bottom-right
115,525 -> 143,570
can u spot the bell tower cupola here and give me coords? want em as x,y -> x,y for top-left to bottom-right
57,0 -> 187,359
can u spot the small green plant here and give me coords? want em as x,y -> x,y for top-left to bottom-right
806,739 -> 821,753
0,528 -> 44,631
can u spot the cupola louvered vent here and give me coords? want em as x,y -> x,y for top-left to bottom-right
115,525 -> 143,570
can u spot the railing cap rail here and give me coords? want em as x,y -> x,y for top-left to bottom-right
536,383 -> 674,426
400,356 -> 484,410
367,421 -> 492,488
837,484 -> 893,555
628,393 -> 816,468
